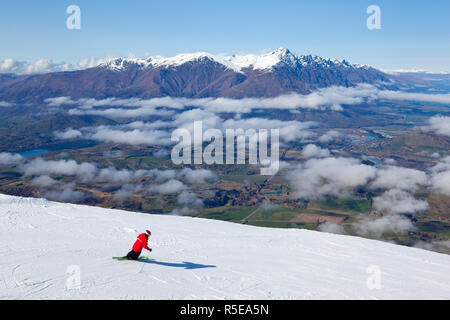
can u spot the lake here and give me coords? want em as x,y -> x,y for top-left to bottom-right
19,149 -> 49,158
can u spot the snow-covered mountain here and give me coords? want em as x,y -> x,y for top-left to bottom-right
0,47 -> 390,102
0,193 -> 449,299
100,47 -> 370,73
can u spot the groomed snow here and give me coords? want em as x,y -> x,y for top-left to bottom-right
0,194 -> 449,299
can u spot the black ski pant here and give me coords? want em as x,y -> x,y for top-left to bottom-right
125,250 -> 141,260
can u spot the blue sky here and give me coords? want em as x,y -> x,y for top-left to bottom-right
1,0 -> 449,72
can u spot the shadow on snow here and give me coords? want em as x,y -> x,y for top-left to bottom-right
140,259 -> 216,270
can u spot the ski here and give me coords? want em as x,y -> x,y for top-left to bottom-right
112,256 -> 127,261
139,256 -> 153,261
112,256 -> 153,262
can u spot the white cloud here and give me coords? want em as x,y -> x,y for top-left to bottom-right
67,110 -> 316,147
22,158 -> 98,182
259,201 -> 280,212
0,101 -> 14,107
0,152 -> 23,166
0,56 -> 109,75
57,87 -> 359,115
318,222 -> 345,234
429,156 -> 450,195
373,189 -> 428,215
43,183 -> 86,203
354,214 -> 415,237
97,167 -> 148,184
370,166 -> 428,192
37,83 -> 450,123
147,169 -> 177,182
45,96 -> 78,107
222,118 -> 315,142
170,110 -> 317,144
170,191 -> 204,215
145,168 -> 216,185
54,128 -> 82,140
103,150 -> 123,158
88,126 -> 172,146
112,188 -> 133,202
288,157 -> 377,200
0,58 -> 23,74
413,239 -> 450,251
111,184 -> 144,202
383,158 -> 397,165
177,191 -> 204,208
30,175 -> 57,188
430,171 -> 450,195
318,130 -> 343,143
423,115 -> 450,136
376,90 -> 450,105
301,144 -> 330,158
179,168 -> 217,184
77,56 -> 109,69
149,179 -> 187,194
0,58 -> 72,74
430,156 -> 450,173
285,153 -> 439,237
169,207 -> 198,216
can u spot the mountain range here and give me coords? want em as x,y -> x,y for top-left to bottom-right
0,47 -> 391,102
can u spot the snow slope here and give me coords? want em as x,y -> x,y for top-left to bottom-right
0,194 -> 449,300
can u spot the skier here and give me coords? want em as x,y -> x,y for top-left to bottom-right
124,230 -> 152,260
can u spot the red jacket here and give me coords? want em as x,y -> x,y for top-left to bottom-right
132,233 -> 150,253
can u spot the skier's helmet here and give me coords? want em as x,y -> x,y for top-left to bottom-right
145,230 -> 151,236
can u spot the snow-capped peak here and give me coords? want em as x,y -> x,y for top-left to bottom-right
221,46 -> 299,71
100,47 -> 365,73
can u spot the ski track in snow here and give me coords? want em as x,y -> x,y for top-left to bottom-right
0,194 -> 449,299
